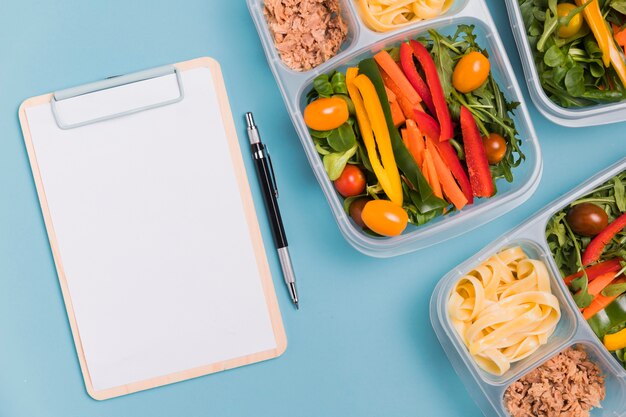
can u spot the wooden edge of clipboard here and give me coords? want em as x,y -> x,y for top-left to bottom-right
18,57 -> 288,401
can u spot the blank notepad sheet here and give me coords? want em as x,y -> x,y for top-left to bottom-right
24,66 -> 278,392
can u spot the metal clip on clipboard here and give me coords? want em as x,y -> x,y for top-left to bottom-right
50,65 -> 185,130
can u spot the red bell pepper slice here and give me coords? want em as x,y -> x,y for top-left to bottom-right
412,109 -> 440,141
399,42 -> 435,116
460,106 -> 493,198
582,213 -> 626,265
564,258 -> 623,286
409,40 -> 453,142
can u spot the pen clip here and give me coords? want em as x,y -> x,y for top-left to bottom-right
265,146 -> 279,198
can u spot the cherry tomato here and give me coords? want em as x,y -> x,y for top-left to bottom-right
304,97 -> 349,131
557,3 -> 583,38
567,203 -> 609,237
349,197 -> 369,228
452,52 -> 491,93
334,165 -> 366,197
482,133 -> 507,165
361,200 -> 408,237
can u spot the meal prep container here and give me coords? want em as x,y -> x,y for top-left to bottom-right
505,0 -> 626,127
431,157 -> 626,417
248,0 -> 542,257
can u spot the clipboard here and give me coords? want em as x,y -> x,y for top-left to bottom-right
18,57 -> 287,400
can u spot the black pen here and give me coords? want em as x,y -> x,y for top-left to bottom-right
245,112 -> 299,309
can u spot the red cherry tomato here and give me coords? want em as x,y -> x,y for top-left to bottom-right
304,97 -> 349,131
567,203 -> 609,237
349,198 -> 369,228
334,165 -> 366,197
482,133 -> 507,165
361,200 -> 408,237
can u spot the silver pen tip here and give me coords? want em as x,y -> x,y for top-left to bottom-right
295,301 -> 299,310
245,112 -> 256,129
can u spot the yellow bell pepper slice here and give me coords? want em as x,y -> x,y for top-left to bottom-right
604,327 -> 626,351
346,68 -> 403,206
575,0 -> 626,86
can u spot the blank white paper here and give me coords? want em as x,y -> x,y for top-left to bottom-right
25,67 -> 277,392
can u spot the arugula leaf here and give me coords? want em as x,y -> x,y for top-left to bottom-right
428,30 -> 455,99
571,275 -> 594,309
614,176 -> 626,212
429,26 -> 524,183
546,170 -> 626,308
537,0 -> 559,52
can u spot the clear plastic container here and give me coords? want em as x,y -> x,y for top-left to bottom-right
431,158 -> 626,417
504,0 -> 626,127
248,0 -> 542,257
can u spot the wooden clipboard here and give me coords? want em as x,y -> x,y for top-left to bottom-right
18,57 -> 287,400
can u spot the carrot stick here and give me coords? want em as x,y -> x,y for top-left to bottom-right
405,119 -> 424,168
423,148 -> 443,200
425,136 -> 468,210
422,156 -> 431,185
385,86 -> 397,102
613,23 -> 626,47
401,128 -> 409,148
583,278 -> 626,320
381,70 -> 408,101
374,50 -> 422,104
588,272 -> 619,297
583,294 -> 618,319
397,96 -> 416,119
381,70 -> 420,118
384,83 -> 405,127
390,100 -> 405,127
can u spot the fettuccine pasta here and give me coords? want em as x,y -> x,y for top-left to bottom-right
357,0 -> 453,32
448,246 -> 561,375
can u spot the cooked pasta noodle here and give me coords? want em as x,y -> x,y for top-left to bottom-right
448,246 -> 561,375
357,0 -> 453,32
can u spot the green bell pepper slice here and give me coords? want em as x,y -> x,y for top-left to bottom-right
588,294 -> 626,339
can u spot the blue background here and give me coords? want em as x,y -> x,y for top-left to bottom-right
1,1 -> 624,416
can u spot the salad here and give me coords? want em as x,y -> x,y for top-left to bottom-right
546,170 -> 626,367
302,26 -> 525,237
519,0 -> 626,107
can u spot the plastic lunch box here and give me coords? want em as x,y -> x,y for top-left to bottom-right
504,0 -> 626,127
247,0 -> 542,258
431,157 -> 626,417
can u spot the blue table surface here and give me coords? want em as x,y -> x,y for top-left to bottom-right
1,1 -> 625,416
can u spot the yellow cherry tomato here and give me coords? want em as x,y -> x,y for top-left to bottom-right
303,97 -> 349,131
361,200 -> 408,237
452,52 -> 491,93
557,3 -> 583,38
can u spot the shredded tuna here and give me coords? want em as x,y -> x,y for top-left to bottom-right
263,0 -> 348,71
504,347 -> 605,417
